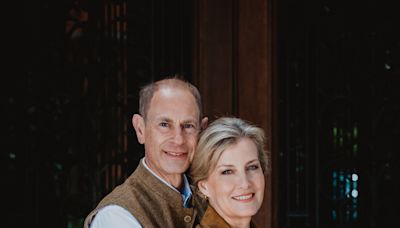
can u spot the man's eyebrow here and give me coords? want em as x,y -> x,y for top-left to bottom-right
154,116 -> 172,122
182,119 -> 198,124
151,116 -> 198,125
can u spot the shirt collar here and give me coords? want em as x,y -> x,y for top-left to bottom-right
181,174 -> 192,208
142,158 -> 192,207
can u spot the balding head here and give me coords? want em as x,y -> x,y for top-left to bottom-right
139,78 -> 203,121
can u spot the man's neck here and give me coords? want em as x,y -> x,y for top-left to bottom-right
164,174 -> 183,190
142,158 -> 183,191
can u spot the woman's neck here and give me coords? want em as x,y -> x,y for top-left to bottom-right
225,217 -> 251,228
209,204 -> 252,228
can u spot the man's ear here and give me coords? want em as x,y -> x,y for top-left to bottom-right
200,117 -> 208,130
132,114 -> 145,144
198,180 -> 210,198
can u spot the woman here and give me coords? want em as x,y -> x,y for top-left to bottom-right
190,117 -> 268,228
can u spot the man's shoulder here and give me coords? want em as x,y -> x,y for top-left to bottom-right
89,205 -> 142,228
94,166 -> 145,207
83,167 -> 146,228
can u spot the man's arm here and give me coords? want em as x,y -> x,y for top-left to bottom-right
90,205 -> 142,228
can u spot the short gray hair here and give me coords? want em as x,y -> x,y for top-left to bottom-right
138,77 -> 203,121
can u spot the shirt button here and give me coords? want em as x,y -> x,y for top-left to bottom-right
184,215 -> 192,223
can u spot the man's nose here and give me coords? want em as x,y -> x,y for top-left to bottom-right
172,127 -> 184,145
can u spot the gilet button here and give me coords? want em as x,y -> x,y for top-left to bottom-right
184,215 -> 192,223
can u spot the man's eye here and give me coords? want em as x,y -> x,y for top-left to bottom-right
160,122 -> 169,127
221,170 -> 233,175
183,123 -> 194,129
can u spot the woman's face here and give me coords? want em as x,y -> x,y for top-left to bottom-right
198,137 -> 265,223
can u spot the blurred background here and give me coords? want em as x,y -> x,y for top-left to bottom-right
3,0 -> 399,227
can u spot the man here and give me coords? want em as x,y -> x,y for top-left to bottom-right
84,77 -> 208,228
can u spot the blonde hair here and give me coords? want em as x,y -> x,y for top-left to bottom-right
190,117 -> 269,189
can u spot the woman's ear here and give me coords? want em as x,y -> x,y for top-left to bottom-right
132,114 -> 145,144
198,180 -> 210,198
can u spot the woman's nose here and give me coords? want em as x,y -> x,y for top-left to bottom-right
237,173 -> 251,189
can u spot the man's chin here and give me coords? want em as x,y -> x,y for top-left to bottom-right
163,162 -> 189,174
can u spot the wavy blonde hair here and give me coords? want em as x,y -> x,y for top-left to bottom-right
190,117 -> 269,190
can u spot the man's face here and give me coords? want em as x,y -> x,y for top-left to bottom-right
141,87 -> 201,184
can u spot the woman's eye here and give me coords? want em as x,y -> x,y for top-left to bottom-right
160,122 -> 168,127
247,165 -> 259,171
221,170 -> 233,175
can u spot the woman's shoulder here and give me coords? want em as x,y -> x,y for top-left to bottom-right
250,220 -> 259,228
198,206 -> 231,228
